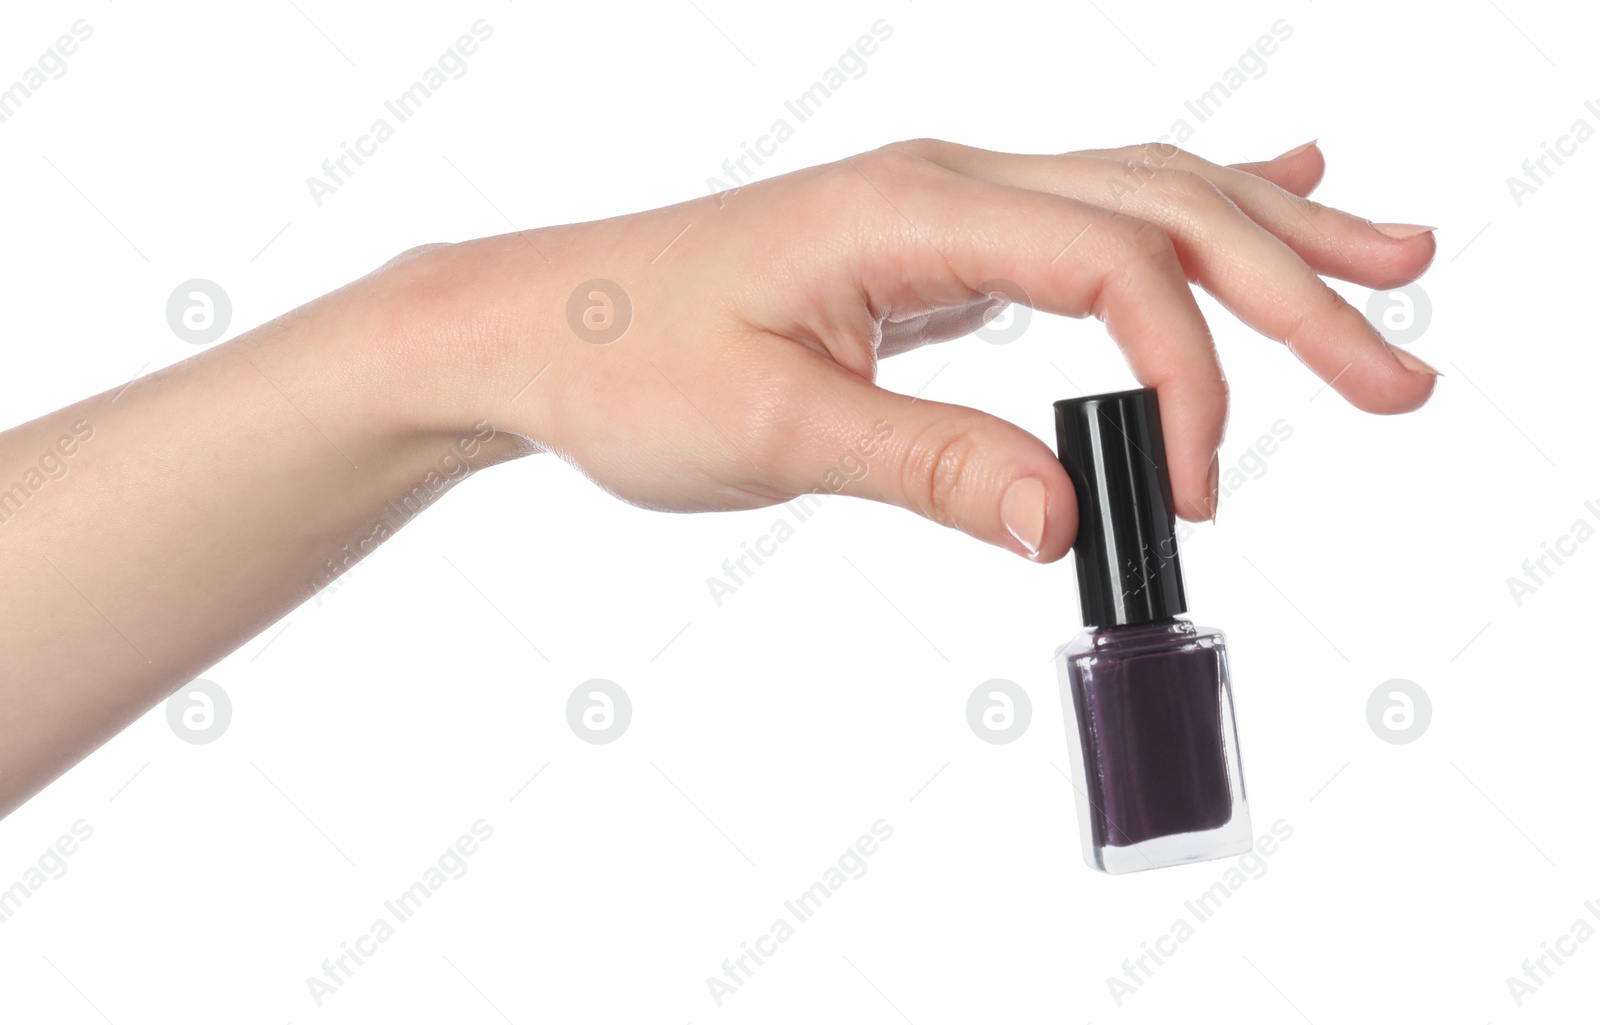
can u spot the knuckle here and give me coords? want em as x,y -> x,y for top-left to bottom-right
880,137 -> 947,160
1106,140 -> 1189,166
1117,215 -> 1180,265
1151,168 -> 1226,208
1202,370 -> 1231,411
389,241 -> 454,264
1107,157 -> 1151,186
1138,139 -> 1188,166
375,241 -> 468,307
1315,278 -> 1354,318
853,144 -> 932,182
818,146 -> 945,222
1287,279 -> 1355,341
1088,216 -> 1180,319
901,420 -> 981,526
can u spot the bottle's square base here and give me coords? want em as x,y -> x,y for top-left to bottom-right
1092,805 -> 1253,874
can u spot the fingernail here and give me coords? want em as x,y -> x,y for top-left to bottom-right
1275,139 -> 1318,160
1206,453 -> 1220,523
1372,222 -> 1437,240
1388,344 -> 1443,376
1001,477 -> 1046,558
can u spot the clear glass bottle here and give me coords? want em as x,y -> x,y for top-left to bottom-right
1056,618 -> 1249,874
1053,389 -> 1252,874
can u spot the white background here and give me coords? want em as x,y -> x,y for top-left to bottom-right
1,0 -> 1595,1021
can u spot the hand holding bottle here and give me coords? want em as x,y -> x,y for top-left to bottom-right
412,137 -> 1438,559
0,137 -> 1438,816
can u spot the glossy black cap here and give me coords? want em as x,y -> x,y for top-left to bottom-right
1054,388 -> 1187,627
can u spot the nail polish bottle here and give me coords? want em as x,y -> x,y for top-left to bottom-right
1053,388 -> 1251,874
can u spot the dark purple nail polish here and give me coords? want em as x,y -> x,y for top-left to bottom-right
1053,388 -> 1251,873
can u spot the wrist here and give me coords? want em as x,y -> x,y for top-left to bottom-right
365,239 -> 555,465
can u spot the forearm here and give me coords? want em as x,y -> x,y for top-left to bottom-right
0,244 -> 541,817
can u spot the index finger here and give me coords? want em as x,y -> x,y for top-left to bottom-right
795,148 -> 1230,523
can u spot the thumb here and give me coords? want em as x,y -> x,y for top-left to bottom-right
774,358 -> 1077,561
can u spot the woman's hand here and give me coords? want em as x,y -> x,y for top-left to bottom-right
402,137 -> 1438,562
0,136 -> 1437,817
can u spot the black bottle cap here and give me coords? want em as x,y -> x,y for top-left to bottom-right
1054,388 -> 1187,627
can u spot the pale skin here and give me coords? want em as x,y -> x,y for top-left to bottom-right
0,138 -> 1438,818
